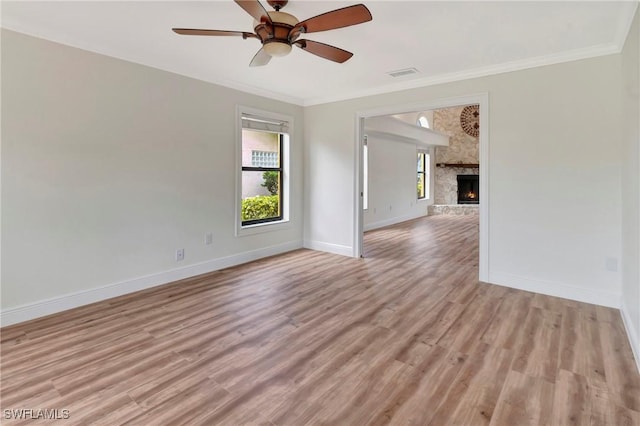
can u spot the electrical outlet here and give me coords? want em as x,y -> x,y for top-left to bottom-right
176,248 -> 185,262
205,233 -> 213,245
605,257 -> 618,272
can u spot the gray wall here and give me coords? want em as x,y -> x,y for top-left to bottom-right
304,54 -> 623,307
362,134 -> 433,231
1,30 -> 304,311
621,9 -> 640,367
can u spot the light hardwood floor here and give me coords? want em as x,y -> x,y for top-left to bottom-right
1,214 -> 639,425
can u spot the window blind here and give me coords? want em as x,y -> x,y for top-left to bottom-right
242,114 -> 289,133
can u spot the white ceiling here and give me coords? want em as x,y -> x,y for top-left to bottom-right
2,1 -> 637,106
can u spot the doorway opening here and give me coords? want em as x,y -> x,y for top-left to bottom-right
354,94 -> 489,282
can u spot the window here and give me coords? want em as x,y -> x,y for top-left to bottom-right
363,136 -> 368,210
417,151 -> 429,199
251,150 -> 278,168
238,108 -> 291,233
417,115 -> 430,129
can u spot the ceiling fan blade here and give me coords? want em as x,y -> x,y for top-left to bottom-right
293,4 -> 371,35
294,40 -> 353,63
249,47 -> 272,67
172,28 -> 258,39
234,0 -> 273,25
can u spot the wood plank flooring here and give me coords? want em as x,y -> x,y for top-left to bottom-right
1,214 -> 639,425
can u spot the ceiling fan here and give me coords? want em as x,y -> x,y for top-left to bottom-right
172,0 -> 372,67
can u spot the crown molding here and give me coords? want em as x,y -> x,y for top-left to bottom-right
4,0 -> 637,109
302,42 -> 621,106
302,2 -> 636,106
615,2 -> 639,51
0,26 -> 306,106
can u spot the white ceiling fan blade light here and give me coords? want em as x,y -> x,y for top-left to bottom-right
249,47 -> 272,67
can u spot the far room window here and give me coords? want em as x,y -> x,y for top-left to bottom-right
417,151 -> 429,199
238,108 -> 290,231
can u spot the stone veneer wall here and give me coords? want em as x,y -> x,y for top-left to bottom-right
432,105 -> 480,205
427,204 -> 479,216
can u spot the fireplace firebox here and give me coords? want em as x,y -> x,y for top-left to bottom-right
457,175 -> 479,204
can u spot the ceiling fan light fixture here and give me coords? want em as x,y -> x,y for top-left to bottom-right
173,1 -> 372,66
263,40 -> 292,57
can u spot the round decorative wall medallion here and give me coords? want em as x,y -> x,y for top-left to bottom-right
460,105 -> 480,138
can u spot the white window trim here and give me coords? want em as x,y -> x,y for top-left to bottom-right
235,105 -> 292,237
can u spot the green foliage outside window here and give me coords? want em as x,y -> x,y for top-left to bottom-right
261,171 -> 279,196
242,195 -> 279,221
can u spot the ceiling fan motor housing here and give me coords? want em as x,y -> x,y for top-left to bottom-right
254,11 -> 299,56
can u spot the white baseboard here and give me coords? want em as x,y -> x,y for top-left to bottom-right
1,240 -> 303,327
621,305 -> 640,374
303,240 -> 353,257
364,212 -> 427,232
488,271 -> 621,309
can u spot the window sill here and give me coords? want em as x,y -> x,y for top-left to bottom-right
236,219 -> 291,237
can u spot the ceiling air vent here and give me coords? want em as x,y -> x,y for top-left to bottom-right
387,68 -> 419,78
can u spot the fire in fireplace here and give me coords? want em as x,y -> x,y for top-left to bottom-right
457,175 -> 479,204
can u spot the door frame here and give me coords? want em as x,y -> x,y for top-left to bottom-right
353,93 -> 490,282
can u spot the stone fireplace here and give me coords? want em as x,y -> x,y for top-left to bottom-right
428,104 -> 480,216
457,175 -> 479,204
